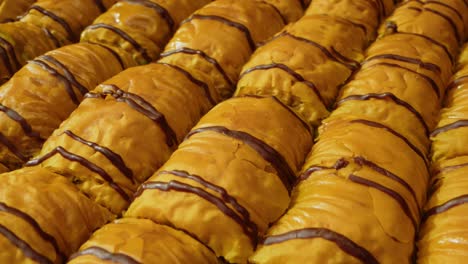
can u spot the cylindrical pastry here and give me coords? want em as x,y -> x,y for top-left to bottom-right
251,1 -> 465,263
0,43 -> 134,171
417,44 -> 468,263
127,96 -> 312,263
68,218 -> 218,264
80,0 -> 212,64
0,0 -> 35,22
0,167 -> 114,264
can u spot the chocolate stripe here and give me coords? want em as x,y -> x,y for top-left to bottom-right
0,36 -> 20,71
299,158 -> 349,182
160,47 -> 233,87
351,119 -> 428,165
121,0 -> 174,32
93,0 -> 107,13
262,228 -> 378,264
185,126 -> 296,192
69,246 -> 140,264
445,75 -> 468,94
424,7 -> 461,43
363,61 -> 440,98
85,84 -> 178,147
239,63 -> 326,106
318,14 -> 368,35
0,45 -> 13,75
0,202 -> 65,261
0,224 -> 52,264
155,62 -> 215,105
136,180 -> 258,245
28,6 -> 75,41
25,146 -> 131,202
0,132 -> 27,161
353,156 -> 419,207
29,59 -> 79,104
258,0 -> 286,24
437,162 -> 468,174
85,23 -> 152,62
431,120 -> 468,137
88,42 -> 125,70
424,194 -> 468,221
330,46 -> 360,70
158,170 -> 257,235
42,28 -> 61,48
63,130 -> 134,183
39,55 -> 88,95
0,103 -> 44,141
182,14 -> 256,51
349,174 -> 418,229
362,54 -> 441,73
336,93 -> 430,136
426,0 -> 463,21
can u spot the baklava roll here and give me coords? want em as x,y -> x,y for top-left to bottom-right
0,0 -> 35,22
0,43 -> 134,171
380,0 -> 468,62
158,0 -> 287,100
68,218 -> 218,264
252,2 -> 462,263
127,96 -> 312,263
80,0 -> 213,64
418,44 -> 468,263
0,167 -> 114,264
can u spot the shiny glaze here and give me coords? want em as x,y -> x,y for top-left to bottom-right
88,42 -> 125,70
122,0 -> 175,32
185,125 -> 296,193
28,5 -> 75,41
262,228 -> 378,264
69,246 -> 141,264
25,146 -> 131,202
85,84 -> 178,148
0,103 -> 44,141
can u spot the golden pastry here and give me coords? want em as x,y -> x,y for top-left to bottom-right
80,0 -> 212,64
68,218 -> 218,264
0,167 -> 114,264
127,96 -> 312,263
0,0 -> 35,22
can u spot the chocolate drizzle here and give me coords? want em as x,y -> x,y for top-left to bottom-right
362,54 -> 440,73
122,0 -> 175,32
182,14 -> 256,51
0,132 -> 27,161
299,158 -> 349,182
0,202 -> 66,261
155,62 -> 215,105
86,23 -> 152,62
445,75 -> 468,94
69,246 -> 141,264
93,0 -> 107,13
336,93 -> 430,136
423,194 -> 468,221
185,126 -> 296,192
0,44 -> 13,76
437,162 -> 468,175
259,31 -> 359,70
160,47 -> 233,87
42,28 -> 61,48
431,120 -> 468,137
426,1 -> 463,21
0,103 -> 44,141
88,42 -> 125,70
239,63 -> 326,106
39,55 -> 88,95
25,146 -> 131,202
63,130 -> 134,183
0,223 -> 52,264
28,5 -> 75,41
28,59 -> 80,104
85,84 -> 178,147
258,0 -> 286,24
424,7 -> 461,43
0,36 -> 20,74
363,61 -> 440,98
351,119 -> 428,165
349,174 -> 418,229
136,180 -> 258,245
262,228 -> 378,264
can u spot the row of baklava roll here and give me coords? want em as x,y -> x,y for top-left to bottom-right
417,44 -> 468,263
0,0 -> 118,83
66,0 -> 397,264
0,0 -> 218,172
0,0 -> 302,263
252,0 -> 468,263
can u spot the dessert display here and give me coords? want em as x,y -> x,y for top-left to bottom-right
417,44 -> 468,263
252,1 -> 468,263
0,0 -> 35,22
0,0 -> 213,171
0,0 -> 117,83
